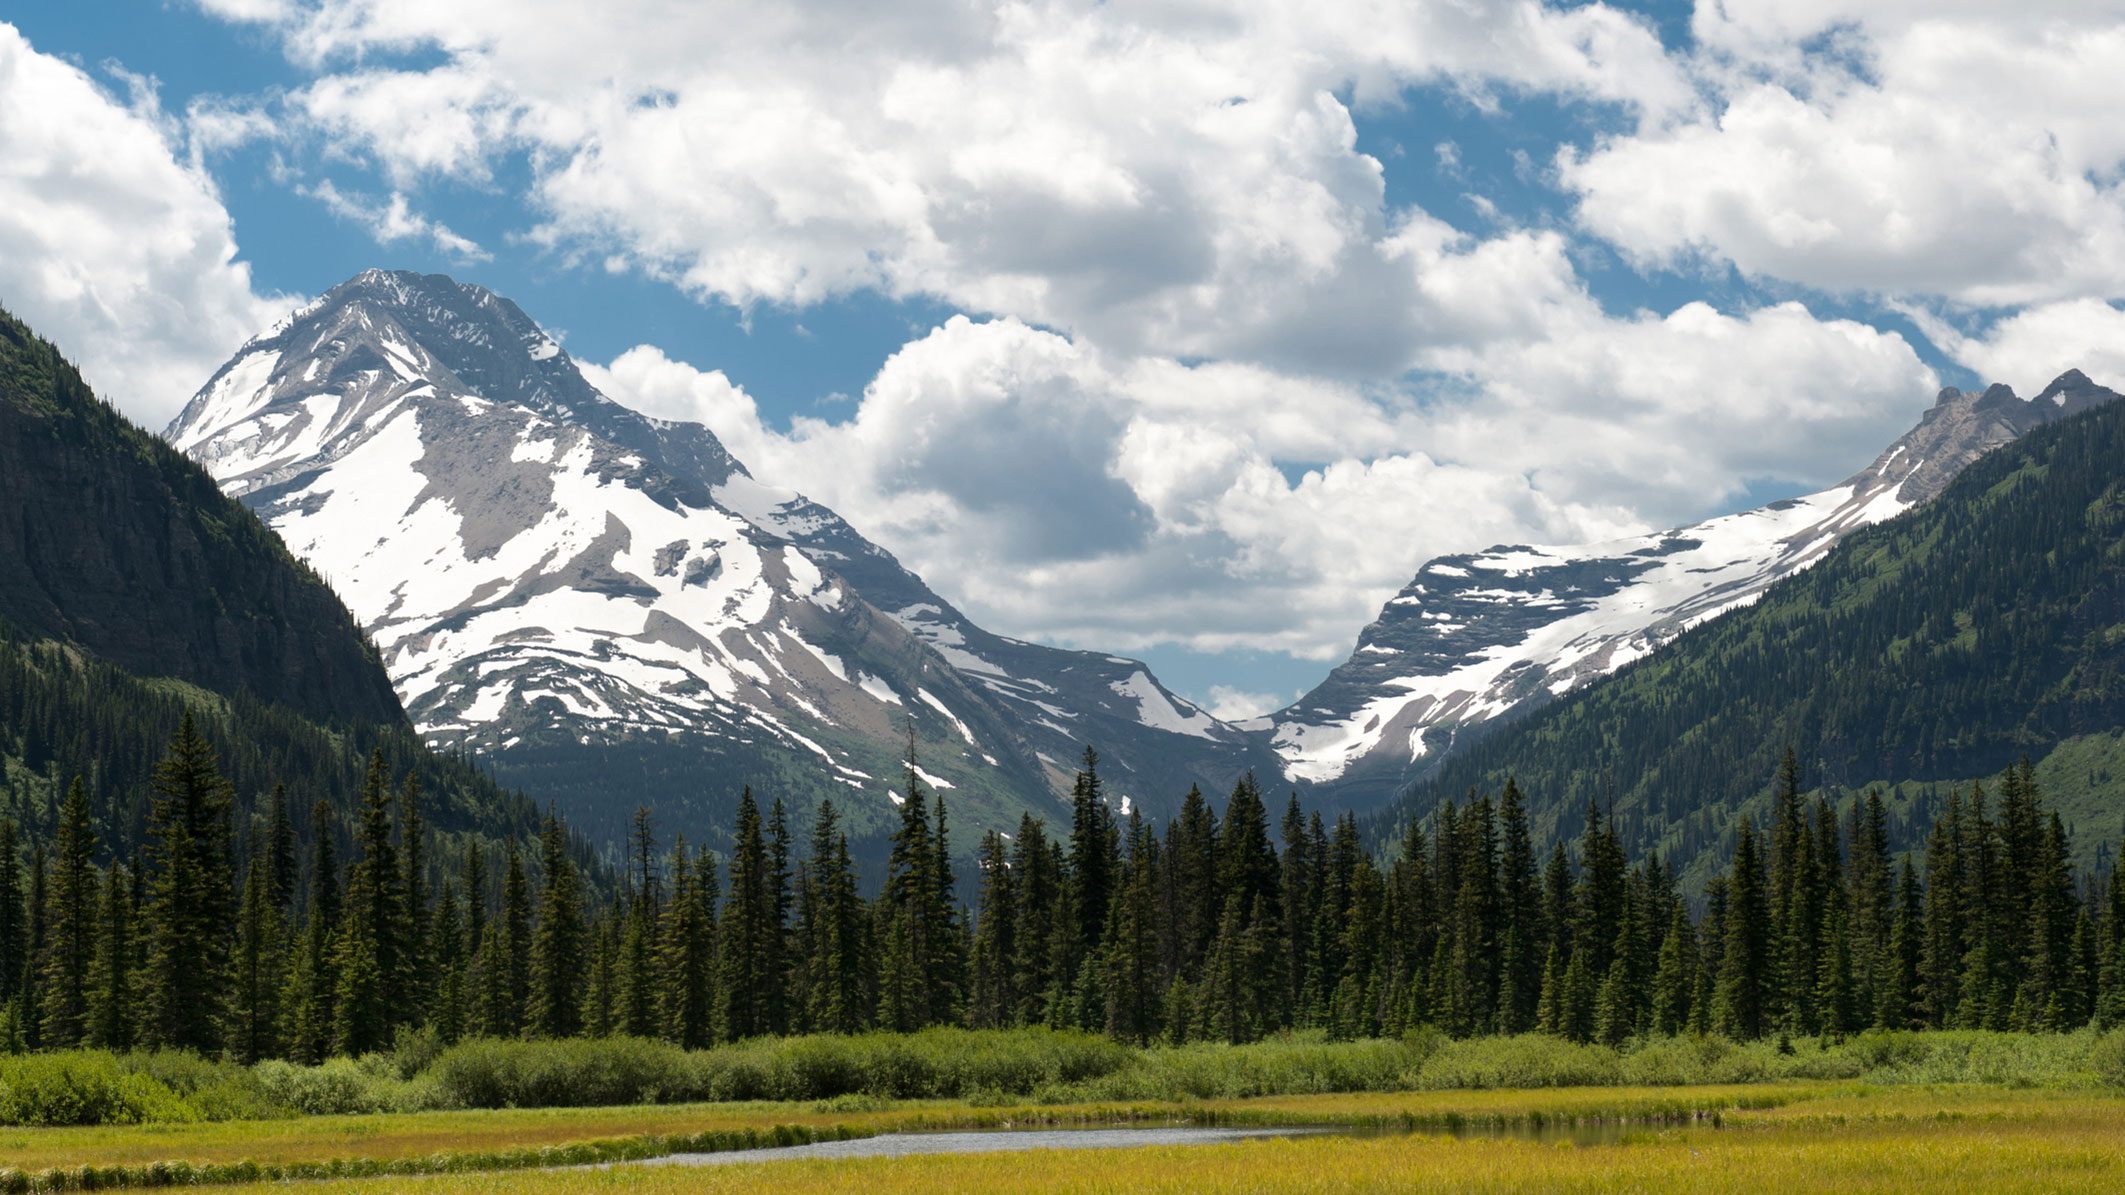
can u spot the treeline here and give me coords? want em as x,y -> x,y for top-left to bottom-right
6,723 -> 2125,1061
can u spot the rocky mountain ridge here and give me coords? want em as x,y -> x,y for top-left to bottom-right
1264,369 -> 2121,811
169,270 -> 1275,848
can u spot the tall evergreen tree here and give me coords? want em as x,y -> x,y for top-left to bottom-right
1103,812 -> 1162,1045
529,813 -> 586,1038
0,819 -> 23,1030
38,779 -> 96,1048
968,828 -> 1017,1030
141,714 -> 237,1054
86,862 -> 134,1051
796,800 -> 869,1034
658,840 -> 717,1047
719,788 -> 778,1041
229,841 -> 285,1063
286,802 -> 340,1063
1715,818 -> 1771,1040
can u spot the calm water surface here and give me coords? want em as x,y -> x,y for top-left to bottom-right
634,1118 -> 1653,1168
642,1126 -> 1327,1166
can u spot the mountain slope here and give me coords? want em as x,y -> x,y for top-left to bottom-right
1271,372 -> 2118,811
0,301 -> 544,859
169,270 -> 1271,850
0,304 -> 401,728
1379,390 -> 2125,883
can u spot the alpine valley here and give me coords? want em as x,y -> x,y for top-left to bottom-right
166,268 -> 2120,857
168,270 -> 1283,851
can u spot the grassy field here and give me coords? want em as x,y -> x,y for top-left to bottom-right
7,1084 -> 2125,1191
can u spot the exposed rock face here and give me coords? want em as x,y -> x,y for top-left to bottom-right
1267,371 -> 2123,812
169,270 -> 1273,846
0,304 -> 404,727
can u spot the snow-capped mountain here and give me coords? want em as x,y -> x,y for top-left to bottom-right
1267,370 -> 2122,811
168,269 -> 1271,848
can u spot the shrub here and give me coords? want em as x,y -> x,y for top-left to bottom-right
429,1037 -> 695,1109
2091,1030 -> 2125,1088
250,1058 -> 407,1116
1415,1035 -> 1625,1089
0,1052 -> 196,1126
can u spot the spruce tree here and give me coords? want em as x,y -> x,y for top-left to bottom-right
719,788 -> 777,1041
657,840 -> 716,1047
1494,779 -> 1543,1034
1876,859 -> 1924,1030
1651,902 -> 1695,1036
969,828 -> 1017,1029
38,779 -> 95,1048
796,800 -> 869,1034
617,808 -> 662,1038
228,842 -> 285,1062
1715,818 -> 1771,1040
1102,813 -> 1162,1045
529,813 -> 585,1038
0,819 -> 22,1022
398,776 -> 430,1028
266,784 -> 298,915
86,862 -> 134,1051
1067,748 -> 1118,961
141,714 -> 237,1054
286,802 -> 340,1063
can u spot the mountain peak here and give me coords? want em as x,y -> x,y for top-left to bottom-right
1266,368 -> 2121,807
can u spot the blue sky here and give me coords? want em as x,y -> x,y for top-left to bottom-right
5,1 -> 2122,717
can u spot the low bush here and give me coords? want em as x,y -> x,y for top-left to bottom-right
1414,1034 -> 1625,1089
0,1052 -> 197,1126
2091,1030 -> 2125,1088
429,1036 -> 695,1109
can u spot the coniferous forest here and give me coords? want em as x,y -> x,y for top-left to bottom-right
6,718 -> 2124,1061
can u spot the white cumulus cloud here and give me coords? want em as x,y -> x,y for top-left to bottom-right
0,22 -> 287,424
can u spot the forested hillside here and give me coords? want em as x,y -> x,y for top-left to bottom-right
0,305 -> 553,876
1385,397 -> 2125,884
0,306 -> 400,727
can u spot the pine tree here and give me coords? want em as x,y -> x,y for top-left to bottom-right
333,753 -> 403,1055
1651,902 -> 1695,1036
968,829 -> 1017,1029
1009,818 -> 1063,1027
1196,896 -> 1267,1044
1876,859 -> 1924,1030
658,840 -> 717,1047
265,783 -> 298,915
719,788 -> 778,1041
1068,748 -> 1118,961
0,819 -> 23,1024
1102,813 -> 1162,1045
1494,779 -> 1543,1034
286,802 -> 340,1063
1715,818 -> 1771,1040
228,843 -> 285,1063
398,776 -> 430,1028
618,808 -> 662,1039
141,714 -> 237,1054
529,813 -> 586,1038
765,798 -> 793,1035
86,862 -> 134,1051
796,800 -> 869,1034
430,879 -> 466,1043
877,748 -> 956,1031
1163,786 -> 1219,984
38,779 -> 95,1048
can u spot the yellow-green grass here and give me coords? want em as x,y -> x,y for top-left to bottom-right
192,1088 -> 2125,1194
0,1085 -> 1828,1176
0,1080 -> 1895,1182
